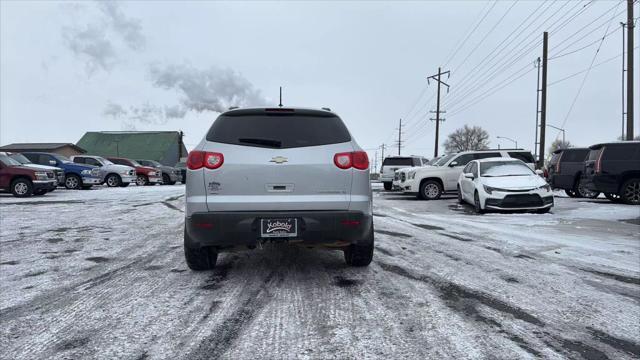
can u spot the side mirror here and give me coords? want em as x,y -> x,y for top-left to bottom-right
535,169 -> 544,176
49,160 -> 57,166
449,161 -> 459,167
464,173 -> 474,179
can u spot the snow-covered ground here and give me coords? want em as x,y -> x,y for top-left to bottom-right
1,184 -> 638,359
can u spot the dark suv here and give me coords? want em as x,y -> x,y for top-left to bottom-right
583,141 -> 640,205
547,148 -> 598,198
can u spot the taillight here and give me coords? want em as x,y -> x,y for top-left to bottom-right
333,151 -> 369,170
187,151 -> 224,170
595,149 -> 604,174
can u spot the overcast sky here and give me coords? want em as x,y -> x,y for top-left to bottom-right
1,0 -> 638,164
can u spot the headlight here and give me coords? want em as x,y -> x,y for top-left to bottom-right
148,171 -> 156,176
34,172 -> 48,180
81,169 -> 91,175
537,184 -> 551,192
483,185 -> 496,194
121,170 -> 130,175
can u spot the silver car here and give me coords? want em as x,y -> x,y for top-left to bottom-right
137,159 -> 181,185
184,107 -> 374,270
71,155 -> 136,187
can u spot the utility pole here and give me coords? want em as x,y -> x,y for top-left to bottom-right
538,32 -> 549,169
427,67 -> 450,158
396,119 -> 403,155
626,0 -> 634,140
534,57 -> 542,163
178,130 -> 185,160
380,143 -> 386,162
621,22 -> 627,140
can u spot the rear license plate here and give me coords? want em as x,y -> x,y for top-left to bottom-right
260,218 -> 297,238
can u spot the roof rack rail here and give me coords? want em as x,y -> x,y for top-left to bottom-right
321,107 -> 331,111
228,106 -> 239,110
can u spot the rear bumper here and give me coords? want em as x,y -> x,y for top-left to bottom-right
185,210 -> 373,249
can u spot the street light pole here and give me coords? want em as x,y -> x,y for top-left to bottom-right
547,124 -> 566,147
496,136 -> 517,149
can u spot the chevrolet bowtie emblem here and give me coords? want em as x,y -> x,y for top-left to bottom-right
270,156 -> 288,164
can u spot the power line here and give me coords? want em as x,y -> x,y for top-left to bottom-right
444,1 -> 583,108
549,26 -> 620,60
445,0 -> 598,110
442,1 -> 497,68
557,0 -> 624,135
548,46 -> 639,87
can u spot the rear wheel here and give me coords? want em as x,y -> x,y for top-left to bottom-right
11,179 -> 33,197
383,182 -> 392,191
621,179 -> 640,205
473,191 -> 484,214
64,174 -> 81,190
457,186 -> 464,204
565,189 -> 578,198
419,180 -> 442,200
576,181 -> 599,199
105,174 -> 121,187
344,226 -> 374,267
184,228 -> 218,270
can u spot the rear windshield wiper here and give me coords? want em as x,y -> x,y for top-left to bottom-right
238,138 -> 282,148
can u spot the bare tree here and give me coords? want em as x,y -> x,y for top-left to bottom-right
443,125 -> 490,153
548,139 -> 572,154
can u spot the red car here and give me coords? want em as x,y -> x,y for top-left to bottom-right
107,157 -> 162,186
0,153 -> 57,197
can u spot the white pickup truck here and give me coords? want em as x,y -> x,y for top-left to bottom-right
402,149 -> 535,200
380,156 -> 428,191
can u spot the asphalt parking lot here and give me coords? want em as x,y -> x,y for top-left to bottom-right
1,184 -> 639,359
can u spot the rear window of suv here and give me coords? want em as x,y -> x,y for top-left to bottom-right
382,158 -> 414,166
507,151 -> 535,163
206,114 -> 351,149
561,149 -> 588,162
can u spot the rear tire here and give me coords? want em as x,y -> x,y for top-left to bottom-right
419,180 -> 442,200
11,179 -> 33,197
575,181 -> 599,199
383,182 -> 392,191
344,226 -> 374,267
621,178 -> 640,205
457,186 -> 464,204
565,189 -> 578,198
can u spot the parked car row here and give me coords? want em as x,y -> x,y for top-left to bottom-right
381,140 -> 640,213
547,141 -> 640,205
0,150 -> 185,197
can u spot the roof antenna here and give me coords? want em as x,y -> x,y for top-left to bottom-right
278,86 -> 283,108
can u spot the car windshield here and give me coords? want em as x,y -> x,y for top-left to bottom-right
426,157 -> 441,165
9,153 -> 31,164
129,160 -> 142,167
435,154 -> 456,166
53,154 -> 72,163
95,156 -> 113,165
481,161 -> 533,177
0,154 -> 23,166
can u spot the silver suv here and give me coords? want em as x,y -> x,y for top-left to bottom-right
184,107 -> 373,270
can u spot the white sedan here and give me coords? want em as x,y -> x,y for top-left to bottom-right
457,158 -> 553,214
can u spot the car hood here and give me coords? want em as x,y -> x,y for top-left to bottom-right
481,175 -> 546,190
